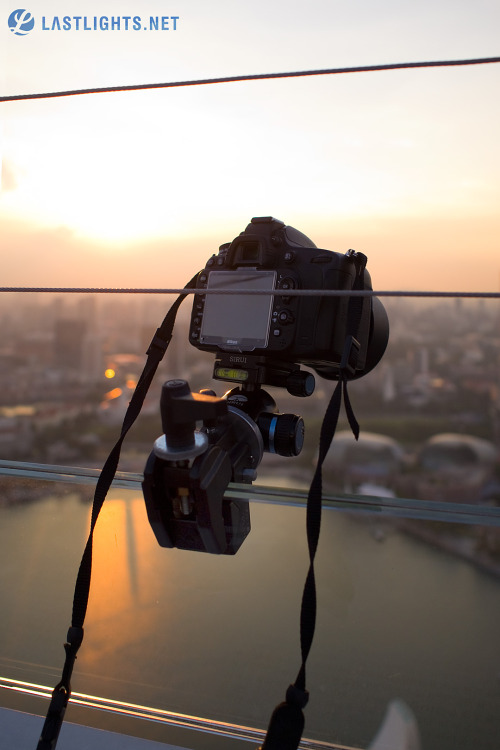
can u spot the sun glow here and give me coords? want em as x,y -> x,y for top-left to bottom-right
2,0 -> 500,288
3,86 -> 462,247
1,94 -> 233,243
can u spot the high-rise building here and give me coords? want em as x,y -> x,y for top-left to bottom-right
53,318 -> 87,371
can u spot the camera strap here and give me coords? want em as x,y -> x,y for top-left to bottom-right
259,371 -> 359,750
36,274 -> 198,750
259,266 -> 365,750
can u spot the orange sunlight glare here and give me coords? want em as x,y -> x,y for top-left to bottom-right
1,3 -> 500,290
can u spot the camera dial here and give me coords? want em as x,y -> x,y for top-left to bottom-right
225,387 -> 305,458
257,411 -> 305,457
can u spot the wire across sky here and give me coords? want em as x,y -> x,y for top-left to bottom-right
1,55 -> 500,102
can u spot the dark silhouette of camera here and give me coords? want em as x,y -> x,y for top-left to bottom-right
189,216 -> 388,390
143,218 -> 388,554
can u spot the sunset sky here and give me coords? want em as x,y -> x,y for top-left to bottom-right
1,0 -> 499,291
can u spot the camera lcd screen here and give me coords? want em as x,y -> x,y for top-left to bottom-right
199,270 -> 276,351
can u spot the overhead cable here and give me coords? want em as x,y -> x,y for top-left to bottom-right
0,287 -> 499,298
1,56 -> 499,103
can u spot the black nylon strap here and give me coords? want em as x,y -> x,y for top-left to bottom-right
260,258 -> 366,750
296,374 -> 356,683
36,274 -> 198,750
260,373 -> 358,750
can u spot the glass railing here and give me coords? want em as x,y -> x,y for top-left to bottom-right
1,291 -> 500,750
1,459 -> 500,749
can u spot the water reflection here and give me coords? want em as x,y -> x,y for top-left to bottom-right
1,487 -> 500,750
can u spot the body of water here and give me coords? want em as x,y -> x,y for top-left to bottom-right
1,485 -> 500,749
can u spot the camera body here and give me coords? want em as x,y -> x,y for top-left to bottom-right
189,216 -> 377,382
143,218 -> 388,555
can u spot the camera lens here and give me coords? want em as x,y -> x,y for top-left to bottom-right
257,412 -> 305,457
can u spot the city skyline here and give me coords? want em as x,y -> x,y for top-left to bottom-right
1,1 -> 500,291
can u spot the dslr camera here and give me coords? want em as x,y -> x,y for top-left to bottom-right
143,218 -> 388,555
189,216 -> 388,390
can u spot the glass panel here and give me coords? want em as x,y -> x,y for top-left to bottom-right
1,292 -> 500,749
1,469 -> 500,749
1,292 -> 499,507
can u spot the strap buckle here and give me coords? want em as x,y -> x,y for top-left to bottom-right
340,335 -> 360,376
146,329 -> 171,357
